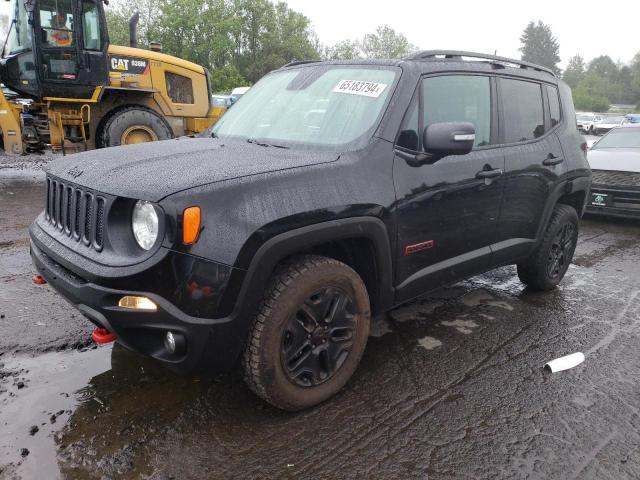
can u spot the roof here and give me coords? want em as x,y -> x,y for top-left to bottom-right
280,51 -> 559,83
406,50 -> 556,77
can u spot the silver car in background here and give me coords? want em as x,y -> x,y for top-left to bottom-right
593,116 -> 626,136
587,125 -> 640,219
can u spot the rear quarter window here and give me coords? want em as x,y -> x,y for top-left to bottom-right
546,85 -> 561,127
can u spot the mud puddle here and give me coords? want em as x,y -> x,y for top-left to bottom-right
0,347 -> 112,479
0,344 -> 220,480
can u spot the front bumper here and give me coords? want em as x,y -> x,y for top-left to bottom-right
30,228 -> 249,374
586,185 -> 640,219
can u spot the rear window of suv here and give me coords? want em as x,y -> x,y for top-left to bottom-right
501,79 -> 545,143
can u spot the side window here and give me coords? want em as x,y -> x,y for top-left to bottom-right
422,75 -> 492,148
396,101 -> 419,151
39,0 -> 75,48
166,72 -> 194,104
547,85 -> 561,127
502,79 -> 545,143
82,0 -> 103,51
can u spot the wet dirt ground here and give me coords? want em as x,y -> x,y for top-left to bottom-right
1,150 -> 640,479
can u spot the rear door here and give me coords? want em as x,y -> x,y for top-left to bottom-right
492,77 -> 567,264
393,74 -> 505,302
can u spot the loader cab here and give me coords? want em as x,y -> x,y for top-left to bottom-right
1,0 -> 109,99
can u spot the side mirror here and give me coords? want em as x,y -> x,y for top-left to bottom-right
423,122 -> 476,157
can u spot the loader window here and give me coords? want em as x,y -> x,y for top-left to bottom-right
166,72 -> 194,104
82,1 -> 103,51
39,0 -> 75,48
5,0 -> 32,55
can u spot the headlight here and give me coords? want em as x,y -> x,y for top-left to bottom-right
132,200 -> 159,250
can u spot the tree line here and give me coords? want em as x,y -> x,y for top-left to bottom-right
520,21 -> 640,112
106,0 -> 415,92
107,1 -> 639,112
2,1 -> 638,112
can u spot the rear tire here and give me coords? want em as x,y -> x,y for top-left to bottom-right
242,255 -> 371,411
100,107 -> 172,148
517,204 -> 579,291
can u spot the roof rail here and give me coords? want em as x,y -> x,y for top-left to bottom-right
282,59 -> 321,68
405,50 -> 556,77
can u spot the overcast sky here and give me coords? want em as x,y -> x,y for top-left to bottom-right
1,0 -> 636,67
284,0 -> 638,68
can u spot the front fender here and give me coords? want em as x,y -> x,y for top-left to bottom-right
216,216 -> 395,319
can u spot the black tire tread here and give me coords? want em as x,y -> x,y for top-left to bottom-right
242,255 -> 363,409
517,203 -> 578,291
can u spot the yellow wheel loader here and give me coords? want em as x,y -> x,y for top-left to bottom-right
0,0 -> 224,155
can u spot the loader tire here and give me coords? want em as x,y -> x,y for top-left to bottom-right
100,107 -> 172,147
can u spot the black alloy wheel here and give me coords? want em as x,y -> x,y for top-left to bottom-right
281,287 -> 356,387
242,255 -> 370,411
517,203 -> 579,291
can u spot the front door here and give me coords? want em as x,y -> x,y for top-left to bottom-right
393,74 -> 505,302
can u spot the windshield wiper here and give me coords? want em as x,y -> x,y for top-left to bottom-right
246,138 -> 290,149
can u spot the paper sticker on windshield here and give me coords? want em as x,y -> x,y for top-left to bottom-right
333,80 -> 387,98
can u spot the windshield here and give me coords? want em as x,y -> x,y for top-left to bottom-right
577,114 -> 594,121
212,66 -> 399,150
4,0 -> 32,56
593,128 -> 640,149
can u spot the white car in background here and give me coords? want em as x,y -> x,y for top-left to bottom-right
593,116 -> 625,135
576,113 -> 602,134
231,86 -> 250,99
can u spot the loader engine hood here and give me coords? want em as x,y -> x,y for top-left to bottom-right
46,138 -> 340,201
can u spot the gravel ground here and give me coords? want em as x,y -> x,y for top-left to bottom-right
1,144 -> 639,480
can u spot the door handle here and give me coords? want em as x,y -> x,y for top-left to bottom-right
475,168 -> 503,179
543,153 -> 564,166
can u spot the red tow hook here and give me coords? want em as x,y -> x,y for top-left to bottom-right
32,274 -> 47,285
92,328 -> 116,344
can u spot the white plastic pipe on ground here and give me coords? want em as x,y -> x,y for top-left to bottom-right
544,352 -> 585,373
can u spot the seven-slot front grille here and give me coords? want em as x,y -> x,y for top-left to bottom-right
45,177 -> 106,251
591,170 -> 640,188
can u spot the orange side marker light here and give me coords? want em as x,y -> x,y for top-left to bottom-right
183,206 -> 201,245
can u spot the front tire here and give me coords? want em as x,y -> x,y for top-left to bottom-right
517,204 -> 579,291
242,255 -> 371,411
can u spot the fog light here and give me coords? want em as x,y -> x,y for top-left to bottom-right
164,331 -> 186,355
118,296 -> 157,311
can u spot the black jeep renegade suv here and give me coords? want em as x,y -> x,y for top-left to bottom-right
30,51 -> 591,410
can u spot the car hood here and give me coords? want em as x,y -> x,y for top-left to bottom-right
588,148 -> 640,173
46,137 -> 339,201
